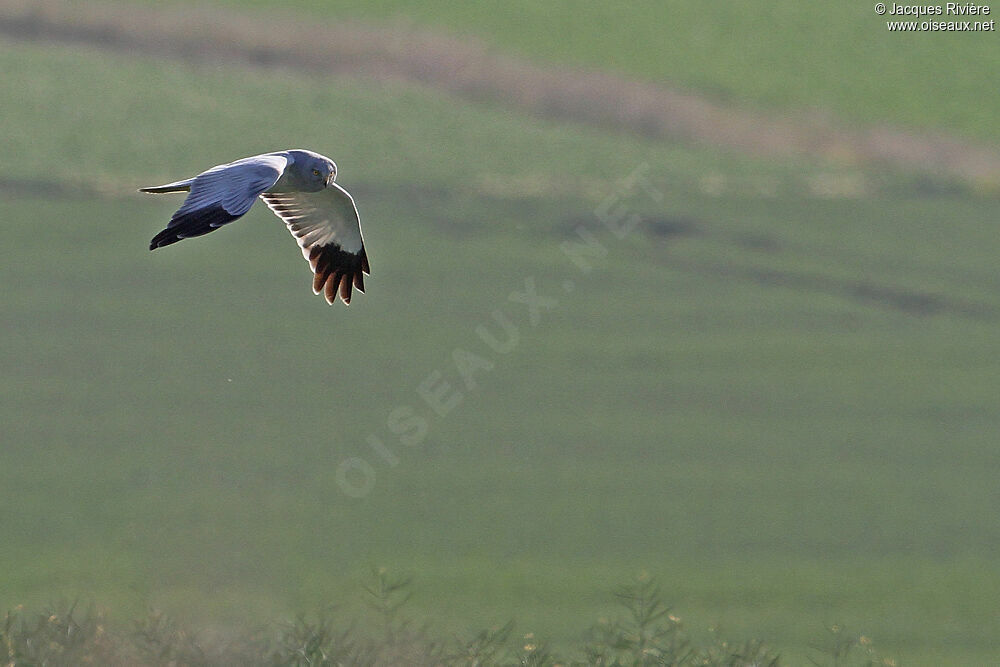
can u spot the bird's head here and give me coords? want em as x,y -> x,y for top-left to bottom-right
309,157 -> 337,188
291,152 -> 337,191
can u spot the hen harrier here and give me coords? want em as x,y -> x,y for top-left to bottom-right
142,149 -> 369,305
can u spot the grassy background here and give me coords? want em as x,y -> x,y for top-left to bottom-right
1,4 -> 999,665
127,0 -> 1000,143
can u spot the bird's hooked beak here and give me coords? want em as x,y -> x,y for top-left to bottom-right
326,171 -> 336,187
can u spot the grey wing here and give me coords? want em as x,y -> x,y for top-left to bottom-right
149,154 -> 287,250
260,183 -> 370,305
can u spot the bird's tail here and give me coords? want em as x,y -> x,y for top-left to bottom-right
138,179 -> 194,194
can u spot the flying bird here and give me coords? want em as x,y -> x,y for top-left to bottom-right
141,149 -> 369,305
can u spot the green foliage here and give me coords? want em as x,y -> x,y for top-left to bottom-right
267,611 -> 373,666
806,624 -> 897,667
1,602 -> 121,666
584,576 -> 692,665
0,575 -> 895,666
582,574 -> 782,666
132,610 -> 208,665
132,609 -> 271,666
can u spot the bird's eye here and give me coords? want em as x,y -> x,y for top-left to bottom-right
312,169 -> 321,176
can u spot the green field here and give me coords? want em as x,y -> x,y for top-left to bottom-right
130,0 -> 1000,143
1,3 -> 999,665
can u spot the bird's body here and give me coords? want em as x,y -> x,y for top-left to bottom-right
141,149 -> 369,305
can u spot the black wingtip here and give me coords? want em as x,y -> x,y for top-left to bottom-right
148,205 -> 239,251
310,243 -> 368,306
149,227 -> 183,250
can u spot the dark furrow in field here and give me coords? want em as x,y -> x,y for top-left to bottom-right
1,0 -> 999,185
665,255 -> 996,321
0,177 -> 103,199
5,169 -> 988,320
557,213 -> 996,320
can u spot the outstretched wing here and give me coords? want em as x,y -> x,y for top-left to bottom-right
260,183 -> 370,305
148,154 -> 287,250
